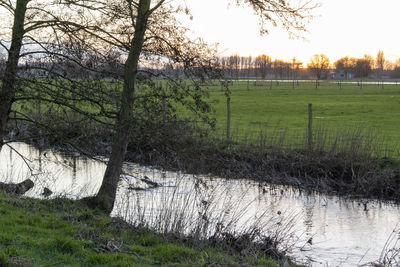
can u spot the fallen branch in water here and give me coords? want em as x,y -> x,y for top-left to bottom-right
0,179 -> 34,195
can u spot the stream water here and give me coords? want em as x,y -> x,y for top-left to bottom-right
1,142 -> 399,266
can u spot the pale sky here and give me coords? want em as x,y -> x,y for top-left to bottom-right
181,0 -> 400,64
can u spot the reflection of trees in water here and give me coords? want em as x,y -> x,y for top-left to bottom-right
39,148 -> 42,172
1,143 -> 100,196
72,157 -> 77,183
303,197 -> 315,235
9,145 -> 12,163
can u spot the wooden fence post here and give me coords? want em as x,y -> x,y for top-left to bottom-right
227,97 -> 231,140
114,81 -> 120,113
308,103 -> 313,150
162,95 -> 166,124
37,90 -> 42,123
159,83 -> 166,124
72,88 -> 77,121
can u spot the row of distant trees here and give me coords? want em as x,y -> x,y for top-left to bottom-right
218,55 -> 302,80
213,51 -> 400,80
310,51 -> 400,79
2,49 -> 399,81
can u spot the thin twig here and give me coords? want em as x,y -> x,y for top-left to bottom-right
5,143 -> 35,175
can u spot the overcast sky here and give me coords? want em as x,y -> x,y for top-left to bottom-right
180,0 -> 400,64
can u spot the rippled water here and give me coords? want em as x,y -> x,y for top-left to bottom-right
1,142 -> 399,266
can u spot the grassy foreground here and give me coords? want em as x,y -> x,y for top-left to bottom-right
0,191 -> 292,267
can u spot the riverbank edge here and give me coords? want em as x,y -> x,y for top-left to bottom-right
8,117 -> 400,203
0,191 -> 297,267
18,118 -> 400,203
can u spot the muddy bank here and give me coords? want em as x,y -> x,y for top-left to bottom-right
125,139 -> 400,202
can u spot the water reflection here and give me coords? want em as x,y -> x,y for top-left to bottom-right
0,142 -> 399,266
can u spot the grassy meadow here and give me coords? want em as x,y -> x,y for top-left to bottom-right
9,77 -> 400,156
200,80 -> 400,156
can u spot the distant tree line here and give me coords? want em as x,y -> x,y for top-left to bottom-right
3,49 -> 400,82
209,51 -> 400,80
216,54 -> 308,80
333,51 -> 400,79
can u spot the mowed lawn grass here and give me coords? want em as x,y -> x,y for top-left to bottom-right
203,80 -> 400,154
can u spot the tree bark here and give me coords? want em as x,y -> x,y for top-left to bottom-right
0,0 -> 29,151
93,0 -> 151,214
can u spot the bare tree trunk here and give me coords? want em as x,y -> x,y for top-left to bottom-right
0,0 -> 29,151
93,0 -> 151,214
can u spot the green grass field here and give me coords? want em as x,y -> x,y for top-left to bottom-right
9,78 -> 400,156
202,80 -> 400,155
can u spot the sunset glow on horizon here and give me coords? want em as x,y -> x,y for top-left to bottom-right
181,0 -> 400,65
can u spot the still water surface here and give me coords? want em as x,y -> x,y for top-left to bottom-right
1,142 -> 399,266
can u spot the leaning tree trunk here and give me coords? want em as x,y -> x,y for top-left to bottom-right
0,0 -> 29,151
93,0 -> 151,214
